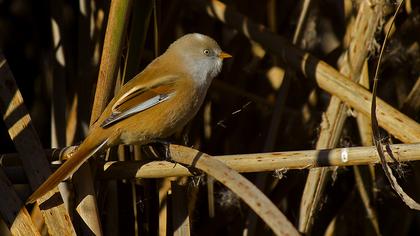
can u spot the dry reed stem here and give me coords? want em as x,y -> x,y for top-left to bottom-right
245,0 -> 312,234
356,61 -> 374,147
353,166 -> 380,234
90,0 -> 133,122
354,61 -> 380,235
207,176 -> 215,217
65,96 -> 78,146
0,55 -> 76,235
299,1 -> 383,232
69,0 -> 103,231
292,0 -> 313,44
203,0 -> 420,143
371,0 -> 420,211
2,143 -> 420,181
171,182 -> 191,236
49,0 -> 74,222
168,145 -> 299,236
0,169 -> 40,236
95,143 -> 420,179
122,0 -> 153,83
30,203 -> 45,234
72,1 -> 133,235
402,76 -> 420,115
158,179 -> 171,236
49,0 -> 68,149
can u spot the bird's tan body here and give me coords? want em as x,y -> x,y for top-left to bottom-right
27,33 -> 229,203
95,56 -> 204,146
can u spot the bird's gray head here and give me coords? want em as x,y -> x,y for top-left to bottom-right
166,33 -> 231,87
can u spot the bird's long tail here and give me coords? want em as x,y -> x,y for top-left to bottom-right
26,132 -> 108,204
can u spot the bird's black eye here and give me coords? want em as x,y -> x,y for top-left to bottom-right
203,49 -> 210,56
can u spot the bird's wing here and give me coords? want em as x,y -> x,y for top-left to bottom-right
100,75 -> 178,128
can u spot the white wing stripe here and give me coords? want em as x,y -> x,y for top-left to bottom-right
100,92 -> 174,128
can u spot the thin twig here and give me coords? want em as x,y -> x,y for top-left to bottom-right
370,0 -> 420,210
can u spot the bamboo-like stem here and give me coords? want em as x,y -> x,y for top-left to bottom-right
45,0 -> 73,225
354,61 -> 380,235
122,0 -> 153,83
0,54 -> 76,234
0,168 -> 40,236
73,0 -> 132,235
171,181 -> 191,236
90,0 -> 133,121
402,76 -> 420,116
356,61 -> 374,147
203,0 -> 420,143
69,0 -> 97,231
292,0 -> 313,44
121,2 -> 154,233
158,179 -> 171,236
299,1 -> 384,233
96,143 -> 420,179
49,0 -> 67,150
354,166 -> 380,234
3,143 -> 420,181
29,201 -> 44,233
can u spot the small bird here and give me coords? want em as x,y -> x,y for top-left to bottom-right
27,33 -> 231,203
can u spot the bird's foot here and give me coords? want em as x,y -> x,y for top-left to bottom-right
147,140 -> 172,161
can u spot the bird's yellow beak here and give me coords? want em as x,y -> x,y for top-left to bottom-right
218,51 -> 232,59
